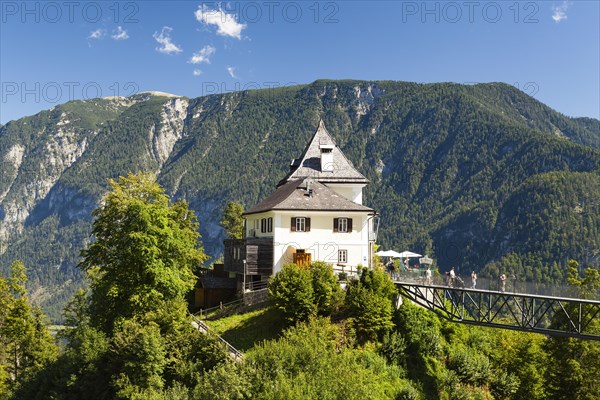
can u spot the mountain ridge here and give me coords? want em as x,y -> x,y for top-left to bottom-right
0,80 -> 598,321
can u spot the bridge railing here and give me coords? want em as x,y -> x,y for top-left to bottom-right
393,279 -> 600,340
391,270 -> 599,300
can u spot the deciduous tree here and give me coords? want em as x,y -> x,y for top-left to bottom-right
0,261 -> 57,397
346,268 -> 397,342
79,173 -> 208,333
268,263 -> 315,324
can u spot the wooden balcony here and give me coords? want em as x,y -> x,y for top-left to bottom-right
223,238 -> 274,276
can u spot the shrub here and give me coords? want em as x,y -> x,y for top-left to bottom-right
345,268 -> 397,342
268,264 -> 315,323
310,261 -> 345,316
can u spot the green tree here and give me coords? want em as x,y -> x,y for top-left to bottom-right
545,259 -> 600,400
193,361 -> 252,400
0,261 -> 58,397
268,263 -> 316,324
310,261 -> 344,316
10,174 -> 228,400
111,320 -> 167,397
393,302 -> 442,398
244,317 -> 415,399
345,268 -> 397,342
220,201 -> 245,239
544,334 -> 600,400
79,172 -> 208,333
500,331 -> 548,400
567,259 -> 600,299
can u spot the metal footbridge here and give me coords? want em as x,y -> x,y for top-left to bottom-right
394,276 -> 600,341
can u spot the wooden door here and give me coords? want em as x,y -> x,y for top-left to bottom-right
293,252 -> 312,268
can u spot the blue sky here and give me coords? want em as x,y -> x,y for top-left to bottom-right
1,1 -> 599,124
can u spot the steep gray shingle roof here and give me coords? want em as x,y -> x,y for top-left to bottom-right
277,120 -> 369,186
244,178 -> 374,215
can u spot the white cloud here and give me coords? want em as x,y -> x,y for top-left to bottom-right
227,66 -> 238,79
552,1 -> 572,23
195,5 -> 246,39
189,45 -> 216,64
193,69 -> 203,76
153,26 -> 183,54
111,26 -> 129,40
89,29 -> 106,39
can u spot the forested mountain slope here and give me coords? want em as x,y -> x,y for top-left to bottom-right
0,80 -> 598,321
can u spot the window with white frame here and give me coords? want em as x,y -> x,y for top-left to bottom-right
291,217 -> 310,232
333,217 -> 352,233
267,217 -> 273,233
338,249 -> 348,264
296,217 -> 305,232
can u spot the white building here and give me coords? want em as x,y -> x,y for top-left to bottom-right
224,120 -> 378,285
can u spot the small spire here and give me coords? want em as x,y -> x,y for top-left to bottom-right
317,118 -> 326,131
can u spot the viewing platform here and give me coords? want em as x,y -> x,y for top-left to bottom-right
392,271 -> 600,341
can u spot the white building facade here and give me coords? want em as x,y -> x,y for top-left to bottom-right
224,121 -> 378,282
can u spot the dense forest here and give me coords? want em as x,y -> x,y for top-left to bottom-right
0,80 -> 598,321
1,174 -> 598,399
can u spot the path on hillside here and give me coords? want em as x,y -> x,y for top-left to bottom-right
191,315 -> 244,361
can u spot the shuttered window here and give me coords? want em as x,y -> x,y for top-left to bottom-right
338,249 -> 348,263
333,218 -> 352,233
291,217 -> 310,232
260,217 -> 273,233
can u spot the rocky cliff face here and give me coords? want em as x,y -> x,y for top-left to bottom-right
0,115 -> 91,252
150,98 -> 189,167
0,95 -> 194,252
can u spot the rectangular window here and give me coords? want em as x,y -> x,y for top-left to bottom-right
267,217 -> 273,233
296,217 -> 305,232
338,249 -> 348,264
291,217 -> 310,232
261,218 -> 266,233
334,217 -> 352,233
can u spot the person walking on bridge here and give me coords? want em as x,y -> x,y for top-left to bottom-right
449,267 -> 456,287
471,271 -> 477,289
500,273 -> 507,292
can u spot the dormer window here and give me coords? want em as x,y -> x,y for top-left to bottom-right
319,144 -> 334,172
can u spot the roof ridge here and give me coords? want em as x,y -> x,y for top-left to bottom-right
244,178 -> 373,215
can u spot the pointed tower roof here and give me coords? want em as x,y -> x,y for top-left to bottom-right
277,120 -> 369,186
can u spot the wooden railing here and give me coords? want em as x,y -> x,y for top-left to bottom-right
195,298 -> 244,319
